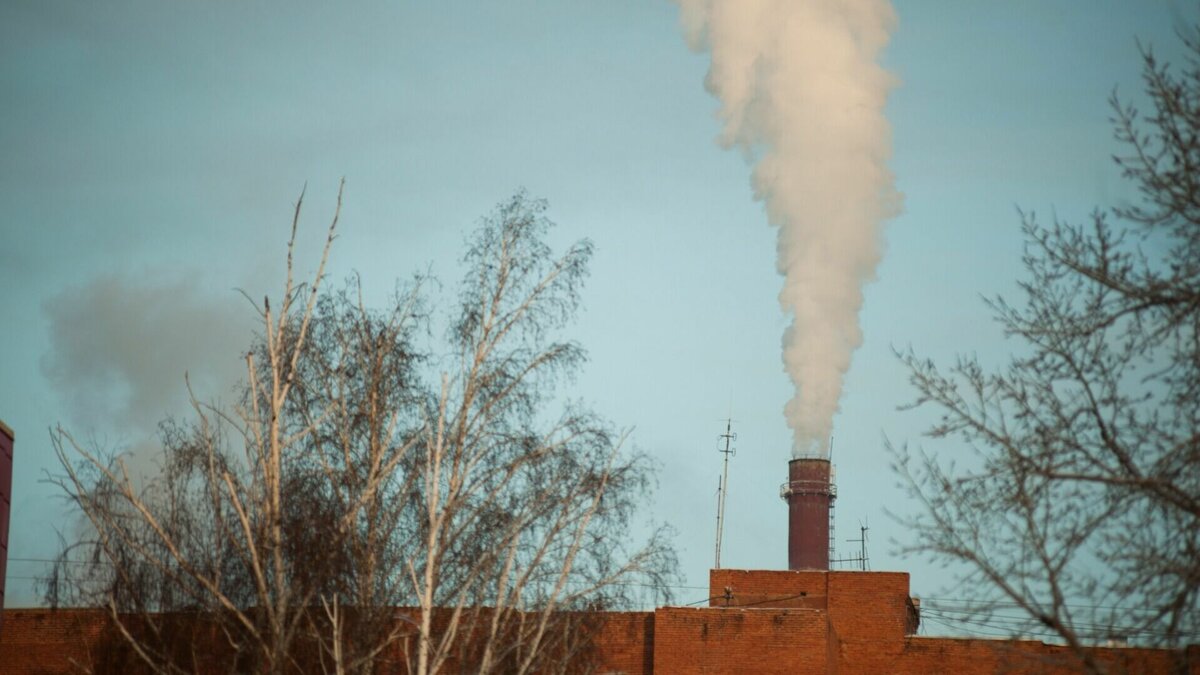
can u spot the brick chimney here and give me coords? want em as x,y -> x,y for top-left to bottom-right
781,458 -> 835,570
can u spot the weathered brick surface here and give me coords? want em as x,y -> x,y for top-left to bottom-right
826,571 -> 910,642
697,570 -> 1194,675
825,611 -> 841,675
893,636 -> 1191,675
653,606 -> 830,675
826,571 -> 911,673
588,611 -> 653,675
708,568 -> 829,609
0,609 -> 110,674
4,572 -> 1197,674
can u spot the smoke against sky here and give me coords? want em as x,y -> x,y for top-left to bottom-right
41,273 -> 251,437
677,0 -> 901,457
1,0 -> 1182,607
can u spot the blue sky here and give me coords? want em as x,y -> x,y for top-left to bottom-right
0,1 -> 1189,618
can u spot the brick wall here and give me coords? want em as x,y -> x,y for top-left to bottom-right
4,573 -> 1197,675
0,609 -> 110,674
652,606 -> 830,675
826,571 -> 910,642
826,610 -> 841,675
588,611 -> 653,675
694,569 -> 1196,675
704,569 -> 914,674
708,568 -> 829,609
895,636 -> 1196,675
826,571 -> 910,672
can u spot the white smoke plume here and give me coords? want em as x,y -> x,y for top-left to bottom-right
676,0 -> 901,457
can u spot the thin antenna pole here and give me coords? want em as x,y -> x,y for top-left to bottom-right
841,520 -> 870,571
714,418 -> 736,568
860,520 -> 869,571
714,475 -> 722,567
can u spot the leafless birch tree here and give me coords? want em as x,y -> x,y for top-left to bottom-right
891,27 -> 1200,673
49,181 -> 345,674
404,193 -> 674,675
46,189 -> 675,675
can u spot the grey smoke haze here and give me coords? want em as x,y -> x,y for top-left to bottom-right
676,0 -> 902,457
42,273 -> 252,438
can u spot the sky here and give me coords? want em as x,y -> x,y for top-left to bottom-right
0,0 -> 1191,623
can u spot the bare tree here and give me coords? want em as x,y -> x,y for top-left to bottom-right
272,270 -> 428,675
46,189 -> 676,675
890,27 -> 1200,672
49,182 -> 344,674
404,193 -> 675,675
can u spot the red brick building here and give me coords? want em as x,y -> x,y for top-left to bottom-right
3,567 -> 1197,674
587,568 -> 1198,675
4,458 -> 1195,672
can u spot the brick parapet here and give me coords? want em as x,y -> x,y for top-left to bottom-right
709,568 -> 830,609
5,573 -> 1198,675
653,606 -> 831,675
826,571 -> 910,643
896,636 -> 1193,675
708,569 -> 913,641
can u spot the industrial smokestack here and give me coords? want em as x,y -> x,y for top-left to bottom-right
781,457 -> 835,570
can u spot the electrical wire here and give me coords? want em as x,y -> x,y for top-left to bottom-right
920,596 -> 1171,614
918,608 -> 1200,642
8,559 -> 1195,641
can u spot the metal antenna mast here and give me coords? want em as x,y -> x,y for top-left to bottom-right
844,519 -> 870,571
714,418 -> 736,569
